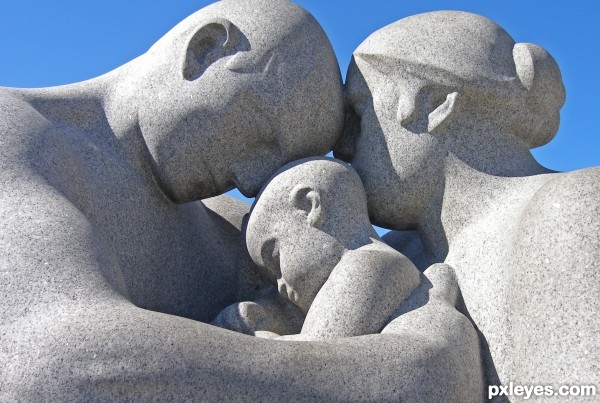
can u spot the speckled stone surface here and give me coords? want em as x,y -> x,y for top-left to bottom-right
239,157 -> 422,339
213,157 -> 483,398
4,2 -> 591,401
336,10 -> 599,400
0,0 -> 371,400
214,158 -> 423,338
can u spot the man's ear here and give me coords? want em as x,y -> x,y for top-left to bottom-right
427,91 -> 460,134
182,18 -> 248,81
289,184 -> 324,228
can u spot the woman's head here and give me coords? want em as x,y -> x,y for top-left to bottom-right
336,11 -> 566,229
351,11 -> 565,147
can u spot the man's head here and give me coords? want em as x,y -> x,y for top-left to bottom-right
245,157 -> 372,313
135,0 -> 344,202
335,11 -> 565,229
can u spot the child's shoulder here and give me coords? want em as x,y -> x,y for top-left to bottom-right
337,239 -> 419,277
344,239 -> 411,263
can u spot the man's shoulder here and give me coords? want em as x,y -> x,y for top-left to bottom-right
0,89 -> 48,153
0,88 -> 35,117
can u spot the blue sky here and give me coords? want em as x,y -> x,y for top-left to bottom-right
1,1 -> 598,210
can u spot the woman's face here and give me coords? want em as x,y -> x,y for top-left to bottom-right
335,57 -> 447,230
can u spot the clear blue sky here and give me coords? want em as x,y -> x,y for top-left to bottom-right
1,1 -> 598,209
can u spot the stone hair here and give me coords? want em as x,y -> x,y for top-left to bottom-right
354,11 -> 566,149
512,43 -> 565,148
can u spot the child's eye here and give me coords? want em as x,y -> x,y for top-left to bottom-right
260,238 -> 281,280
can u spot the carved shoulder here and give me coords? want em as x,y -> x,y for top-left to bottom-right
507,168 -> 600,383
0,90 -> 51,163
522,167 -> 600,241
301,243 -> 421,339
512,168 -> 600,277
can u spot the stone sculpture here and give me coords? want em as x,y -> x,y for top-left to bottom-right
214,157 -> 421,340
0,0 -> 485,401
3,0 -> 592,399
0,0 -> 344,325
335,10 -> 599,397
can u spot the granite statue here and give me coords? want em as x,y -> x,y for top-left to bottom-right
1,0 -> 485,401
0,0 -> 394,399
4,0 -> 591,400
335,10 -> 599,397
214,157 -> 421,340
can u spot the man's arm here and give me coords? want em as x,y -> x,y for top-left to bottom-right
4,283 -> 483,402
1,178 -> 482,401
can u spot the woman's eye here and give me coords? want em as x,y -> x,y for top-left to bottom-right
351,101 -> 365,118
333,103 -> 361,162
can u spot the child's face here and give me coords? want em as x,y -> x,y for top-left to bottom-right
247,210 -> 344,314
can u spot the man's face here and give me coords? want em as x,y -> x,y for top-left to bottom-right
336,57 -> 446,229
139,53 -> 286,202
137,0 -> 343,203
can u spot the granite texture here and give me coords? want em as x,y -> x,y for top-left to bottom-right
212,157 -> 483,398
1,0 -> 483,400
336,10 -> 599,400
3,2 -> 590,401
0,0 -> 413,400
215,157 -> 422,339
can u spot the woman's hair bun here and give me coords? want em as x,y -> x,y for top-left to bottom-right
513,43 -> 566,148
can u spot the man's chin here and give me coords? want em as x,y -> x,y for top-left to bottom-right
368,198 -> 418,231
233,178 -> 262,198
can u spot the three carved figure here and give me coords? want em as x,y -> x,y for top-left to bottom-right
1,0 -> 597,401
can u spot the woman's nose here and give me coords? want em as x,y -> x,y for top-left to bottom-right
333,105 -> 359,162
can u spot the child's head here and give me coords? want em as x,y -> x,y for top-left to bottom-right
245,157 -> 374,313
